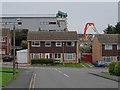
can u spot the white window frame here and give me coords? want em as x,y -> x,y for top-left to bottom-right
65,53 -> 76,60
55,53 -> 61,59
31,41 -> 40,47
0,49 -> 6,54
66,42 -> 75,47
0,36 -> 6,42
56,42 -> 62,47
45,53 -> 52,59
32,53 -> 42,59
45,41 -> 51,47
104,56 -> 112,62
117,44 -> 120,50
105,44 -> 112,50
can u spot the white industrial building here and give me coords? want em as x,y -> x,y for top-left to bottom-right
0,11 -> 68,31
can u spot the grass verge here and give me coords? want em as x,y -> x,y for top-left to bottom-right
101,72 -> 110,75
0,67 -> 21,87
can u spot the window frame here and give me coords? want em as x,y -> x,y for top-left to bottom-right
55,53 -> 61,59
32,53 -> 42,59
66,42 -> 75,47
0,49 -> 6,54
0,36 -> 6,42
56,42 -> 62,47
31,41 -> 40,47
117,44 -> 120,50
65,53 -> 76,60
105,44 -> 112,50
45,41 -> 51,47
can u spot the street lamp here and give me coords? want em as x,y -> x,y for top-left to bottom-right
13,19 -> 22,79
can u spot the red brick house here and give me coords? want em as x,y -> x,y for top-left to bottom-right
27,31 -> 79,63
92,34 -> 120,63
0,28 -> 11,59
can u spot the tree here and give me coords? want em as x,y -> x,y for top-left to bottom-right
11,29 -> 28,46
104,24 -> 116,34
115,22 -> 120,34
104,22 -> 120,34
20,40 -> 28,49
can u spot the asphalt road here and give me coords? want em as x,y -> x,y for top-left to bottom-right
31,67 -> 118,88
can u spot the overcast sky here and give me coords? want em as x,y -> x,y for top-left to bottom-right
1,1 -> 119,34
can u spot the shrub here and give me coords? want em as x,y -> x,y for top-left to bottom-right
114,61 -> 120,76
109,61 -> 117,75
31,58 -> 55,65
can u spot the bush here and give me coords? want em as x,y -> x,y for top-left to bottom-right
114,61 -> 120,76
109,61 -> 117,75
31,58 -> 55,65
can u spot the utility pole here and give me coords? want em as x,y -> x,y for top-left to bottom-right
63,42 -> 65,65
13,23 -> 16,79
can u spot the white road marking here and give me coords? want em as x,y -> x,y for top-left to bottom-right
29,73 -> 36,89
54,68 -> 70,78
63,74 -> 69,77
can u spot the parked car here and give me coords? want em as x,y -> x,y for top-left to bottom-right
94,60 -> 105,67
2,55 -> 13,62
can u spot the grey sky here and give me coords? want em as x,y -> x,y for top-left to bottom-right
2,2 -> 118,34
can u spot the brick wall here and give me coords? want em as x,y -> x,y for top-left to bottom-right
92,36 -> 103,62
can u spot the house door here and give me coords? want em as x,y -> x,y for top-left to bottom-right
45,53 -> 52,58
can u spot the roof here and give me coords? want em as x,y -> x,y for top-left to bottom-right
1,14 -> 56,18
27,31 -> 78,41
96,34 -> 120,43
0,28 -> 10,36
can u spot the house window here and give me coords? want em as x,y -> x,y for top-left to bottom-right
105,44 -> 112,50
0,36 -> 6,42
65,53 -> 76,60
66,42 -> 75,47
45,41 -> 51,47
55,53 -> 61,59
49,22 -> 56,25
45,53 -> 52,59
104,56 -> 112,62
117,44 -> 120,50
32,53 -> 41,59
56,42 -> 62,47
0,49 -> 5,54
32,41 -> 40,47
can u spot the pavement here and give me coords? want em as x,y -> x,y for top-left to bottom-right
1,69 -> 33,90
89,72 -> 120,82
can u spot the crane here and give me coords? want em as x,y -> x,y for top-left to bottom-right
83,22 -> 99,38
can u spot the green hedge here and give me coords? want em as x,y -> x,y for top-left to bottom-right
31,58 -> 55,65
114,61 -> 120,76
109,61 -> 117,75
108,61 -> 120,76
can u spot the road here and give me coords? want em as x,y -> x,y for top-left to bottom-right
30,67 -> 118,88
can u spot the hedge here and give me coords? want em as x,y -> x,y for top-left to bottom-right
31,58 -> 55,65
108,61 -> 117,75
114,61 -> 120,76
108,61 -> 120,76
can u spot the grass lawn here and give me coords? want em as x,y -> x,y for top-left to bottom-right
101,72 -> 110,75
0,67 -> 21,87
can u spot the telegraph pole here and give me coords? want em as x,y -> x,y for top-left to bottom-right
13,23 -> 16,79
